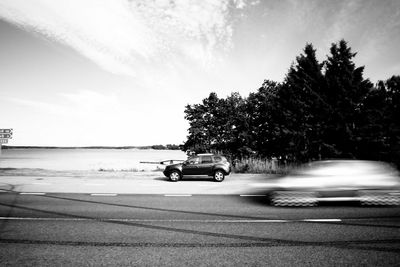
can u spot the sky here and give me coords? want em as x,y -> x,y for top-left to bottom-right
0,0 -> 400,147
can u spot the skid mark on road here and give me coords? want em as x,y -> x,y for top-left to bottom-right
0,217 -> 334,223
0,201 -> 400,254
0,238 -> 399,253
42,195 -> 269,220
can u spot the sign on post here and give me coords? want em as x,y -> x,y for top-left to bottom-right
0,129 -> 12,134
0,129 -> 13,155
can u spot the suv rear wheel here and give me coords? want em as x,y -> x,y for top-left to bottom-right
169,170 -> 181,182
213,170 -> 225,182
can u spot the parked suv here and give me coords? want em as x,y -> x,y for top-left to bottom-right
163,154 -> 231,182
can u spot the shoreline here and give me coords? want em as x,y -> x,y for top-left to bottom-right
1,145 -> 181,150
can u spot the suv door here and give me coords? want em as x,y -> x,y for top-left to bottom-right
182,156 -> 200,175
197,155 -> 214,175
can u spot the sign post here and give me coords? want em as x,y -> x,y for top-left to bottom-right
0,129 -> 13,156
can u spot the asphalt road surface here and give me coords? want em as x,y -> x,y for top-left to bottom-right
1,190 -> 400,266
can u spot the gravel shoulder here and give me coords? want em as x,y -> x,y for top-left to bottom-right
0,171 -> 272,195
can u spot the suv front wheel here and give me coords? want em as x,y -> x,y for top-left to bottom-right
213,170 -> 225,182
169,170 -> 181,182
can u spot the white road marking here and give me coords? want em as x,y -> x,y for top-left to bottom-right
302,219 -> 342,222
90,193 -> 117,196
19,192 -> 46,195
0,217 -> 342,223
164,194 -> 192,197
317,197 -> 359,201
31,182 -> 51,185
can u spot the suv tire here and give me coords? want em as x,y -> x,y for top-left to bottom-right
213,170 -> 225,182
169,170 -> 181,182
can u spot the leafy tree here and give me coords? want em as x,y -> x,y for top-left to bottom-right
247,80 -> 281,158
183,92 -> 220,153
217,92 -> 252,158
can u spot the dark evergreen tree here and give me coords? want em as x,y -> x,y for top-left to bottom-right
273,43 -> 326,161
356,82 -> 388,161
324,40 -> 373,158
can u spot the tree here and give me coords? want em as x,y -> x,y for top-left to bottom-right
324,40 -> 373,158
384,76 -> 400,167
183,92 -> 220,153
182,40 -> 398,168
217,92 -> 252,158
247,80 -> 281,158
270,43 -> 326,161
362,76 -> 400,166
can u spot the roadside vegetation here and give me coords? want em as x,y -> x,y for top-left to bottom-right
182,40 -> 400,171
231,158 -> 298,174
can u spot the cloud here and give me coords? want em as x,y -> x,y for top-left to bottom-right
0,0 -> 249,76
6,90 -> 121,121
5,97 -> 69,116
61,90 -> 120,114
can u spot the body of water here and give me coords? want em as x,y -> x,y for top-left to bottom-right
0,149 -> 187,171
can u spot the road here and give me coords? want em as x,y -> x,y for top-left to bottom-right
1,189 -> 400,266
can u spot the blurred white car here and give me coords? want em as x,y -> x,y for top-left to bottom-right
269,160 -> 400,206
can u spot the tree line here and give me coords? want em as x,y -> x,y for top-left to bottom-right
182,40 -> 400,167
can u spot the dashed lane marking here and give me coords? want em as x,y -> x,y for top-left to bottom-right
302,219 -> 342,222
164,194 -> 192,197
90,193 -> 117,196
19,192 -> 46,195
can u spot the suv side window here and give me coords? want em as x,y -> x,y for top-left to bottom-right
213,156 -> 222,162
187,157 -> 200,164
201,156 -> 213,164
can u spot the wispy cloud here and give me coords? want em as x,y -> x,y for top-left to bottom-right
6,90 -> 121,121
61,90 -> 120,114
5,97 -> 69,116
0,0 -> 249,76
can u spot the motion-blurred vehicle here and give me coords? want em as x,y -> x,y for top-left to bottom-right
269,160 -> 400,206
163,153 -> 231,182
